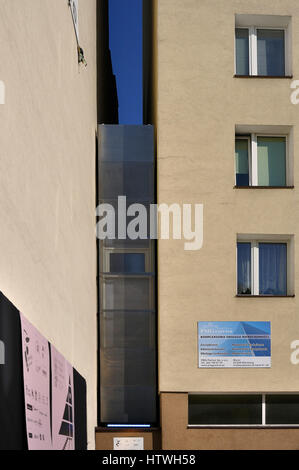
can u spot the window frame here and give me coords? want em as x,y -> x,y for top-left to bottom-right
236,237 -> 293,296
188,393 -> 299,428
235,133 -> 289,187
235,25 -> 287,77
100,274 -> 155,312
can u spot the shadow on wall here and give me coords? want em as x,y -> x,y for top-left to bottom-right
97,0 -> 119,124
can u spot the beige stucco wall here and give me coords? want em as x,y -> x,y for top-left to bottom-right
0,0 -> 97,448
157,0 -> 299,393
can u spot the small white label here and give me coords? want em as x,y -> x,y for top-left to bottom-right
113,437 -> 144,451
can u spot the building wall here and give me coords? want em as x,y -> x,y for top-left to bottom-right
161,393 -> 299,450
157,0 -> 299,394
0,0 -> 97,448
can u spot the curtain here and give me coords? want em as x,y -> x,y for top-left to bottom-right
257,29 -> 285,76
259,243 -> 287,295
110,253 -> 146,273
235,28 -> 249,75
237,243 -> 251,294
257,136 -> 286,186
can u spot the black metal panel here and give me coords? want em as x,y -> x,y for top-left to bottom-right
74,369 -> 88,450
0,291 -> 87,450
0,292 -> 27,450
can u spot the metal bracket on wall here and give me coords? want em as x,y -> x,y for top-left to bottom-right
68,0 -> 87,67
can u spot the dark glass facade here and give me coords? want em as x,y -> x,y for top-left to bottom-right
98,125 -> 157,425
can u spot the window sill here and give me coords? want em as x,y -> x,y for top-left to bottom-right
234,186 -> 294,189
234,74 -> 293,79
236,295 -> 295,298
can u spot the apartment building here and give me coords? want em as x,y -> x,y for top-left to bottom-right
1,0 -> 299,452
156,0 -> 299,450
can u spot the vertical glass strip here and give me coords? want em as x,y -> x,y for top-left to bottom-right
98,125 -> 157,425
235,138 -> 249,186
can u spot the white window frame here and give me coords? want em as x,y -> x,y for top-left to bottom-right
235,133 -> 288,187
236,236 -> 293,296
235,26 -> 287,76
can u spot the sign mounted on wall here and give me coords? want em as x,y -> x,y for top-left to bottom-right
198,321 -> 271,368
20,314 -> 52,450
20,314 -> 75,450
51,345 -> 75,450
113,437 -> 144,451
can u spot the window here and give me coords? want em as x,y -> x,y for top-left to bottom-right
188,394 -> 299,426
236,28 -> 285,76
235,15 -> 292,77
266,395 -> 299,425
235,29 -> 249,76
235,137 -> 250,186
101,248 -> 152,273
110,253 -> 146,273
237,237 -> 293,296
101,247 -> 155,311
235,134 -> 288,187
257,136 -> 286,186
189,395 -> 262,426
257,29 -> 285,76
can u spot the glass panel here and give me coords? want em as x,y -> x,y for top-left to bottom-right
110,253 -> 146,273
257,29 -> 285,76
235,28 -> 249,76
101,349 -> 156,388
103,277 -> 153,310
100,309 -> 157,424
100,386 -> 157,424
99,125 -> 155,162
99,162 -> 154,201
257,137 -> 286,186
100,311 -> 155,349
266,395 -> 299,425
237,243 -> 251,294
188,395 -> 262,425
98,199 -> 153,248
98,125 -> 157,426
235,138 -> 249,186
259,243 -> 287,295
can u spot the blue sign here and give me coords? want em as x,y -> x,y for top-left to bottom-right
198,321 -> 271,368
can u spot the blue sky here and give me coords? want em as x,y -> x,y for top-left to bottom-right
109,0 -> 143,124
